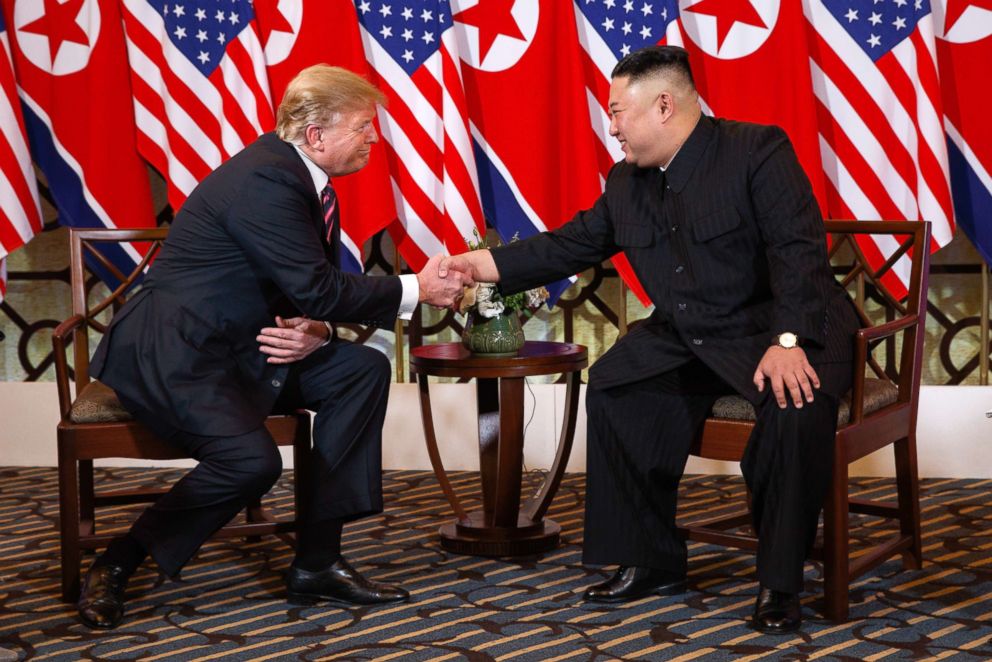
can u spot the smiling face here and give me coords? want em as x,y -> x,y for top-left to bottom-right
306,105 -> 379,177
608,75 -> 671,168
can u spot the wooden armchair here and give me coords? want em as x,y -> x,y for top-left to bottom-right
680,220 -> 930,622
52,227 -> 312,602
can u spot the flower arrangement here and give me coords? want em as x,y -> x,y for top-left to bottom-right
458,229 -> 549,319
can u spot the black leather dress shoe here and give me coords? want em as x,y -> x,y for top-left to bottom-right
286,557 -> 410,606
751,585 -> 802,634
77,564 -> 128,629
583,566 -> 687,603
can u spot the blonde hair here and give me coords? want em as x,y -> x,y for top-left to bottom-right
275,65 -> 386,144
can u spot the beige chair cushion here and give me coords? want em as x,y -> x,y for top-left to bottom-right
69,381 -> 133,424
710,377 -> 899,426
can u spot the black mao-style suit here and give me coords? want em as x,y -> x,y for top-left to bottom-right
491,116 -> 861,593
90,132 -> 403,576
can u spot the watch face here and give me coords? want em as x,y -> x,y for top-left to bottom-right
778,332 -> 798,349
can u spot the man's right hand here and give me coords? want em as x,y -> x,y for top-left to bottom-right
439,249 -> 500,284
417,254 -> 474,307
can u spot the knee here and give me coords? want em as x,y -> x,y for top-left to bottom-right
357,345 -> 391,391
236,439 -> 283,497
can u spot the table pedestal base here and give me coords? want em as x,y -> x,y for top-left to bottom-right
439,511 -> 562,557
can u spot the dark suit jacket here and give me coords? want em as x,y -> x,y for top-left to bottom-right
91,133 -> 402,437
492,116 -> 860,403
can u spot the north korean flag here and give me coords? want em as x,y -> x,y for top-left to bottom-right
453,0 -> 603,301
935,0 -> 992,265
1,0 -> 155,284
676,0 -> 828,211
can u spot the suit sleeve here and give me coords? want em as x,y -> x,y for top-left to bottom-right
225,165 -> 402,324
749,126 -> 833,349
491,187 -> 619,295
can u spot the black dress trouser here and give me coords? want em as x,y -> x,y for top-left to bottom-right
582,358 -> 851,594
125,341 -> 391,578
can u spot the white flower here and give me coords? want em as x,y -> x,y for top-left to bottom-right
526,286 -> 549,309
476,283 -> 505,318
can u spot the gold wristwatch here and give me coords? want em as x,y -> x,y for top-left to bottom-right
772,332 -> 799,349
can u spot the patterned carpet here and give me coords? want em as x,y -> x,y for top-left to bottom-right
1,467 -> 991,661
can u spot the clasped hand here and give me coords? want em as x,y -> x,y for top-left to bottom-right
257,316 -> 327,364
753,346 -> 821,409
417,253 -> 474,308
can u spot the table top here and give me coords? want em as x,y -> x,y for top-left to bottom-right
410,341 -> 588,379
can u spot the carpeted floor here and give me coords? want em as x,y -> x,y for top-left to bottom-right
1,467 -> 991,661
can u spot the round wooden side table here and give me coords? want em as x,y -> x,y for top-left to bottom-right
410,341 -> 588,556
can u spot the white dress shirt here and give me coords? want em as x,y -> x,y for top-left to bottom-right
293,144 -> 419,322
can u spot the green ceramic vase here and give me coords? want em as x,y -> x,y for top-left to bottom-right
462,310 -> 525,357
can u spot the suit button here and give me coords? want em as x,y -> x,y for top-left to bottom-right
677,303 -> 687,311
692,338 -> 703,346
675,265 -> 685,274
671,225 -> 678,232
271,379 -> 282,388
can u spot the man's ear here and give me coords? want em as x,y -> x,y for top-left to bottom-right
304,124 -> 322,149
657,91 -> 675,123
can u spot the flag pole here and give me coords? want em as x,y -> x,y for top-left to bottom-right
981,263 -> 989,385
394,244 -> 406,384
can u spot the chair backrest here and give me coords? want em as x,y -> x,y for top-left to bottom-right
66,227 -> 169,394
823,220 -> 931,427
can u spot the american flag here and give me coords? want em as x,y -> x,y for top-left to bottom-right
0,9 -> 41,303
805,0 -> 954,287
573,0 -> 683,304
574,0 -> 682,185
121,0 -> 274,211
355,0 -> 484,270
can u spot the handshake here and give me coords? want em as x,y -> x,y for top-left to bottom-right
415,250 -> 498,310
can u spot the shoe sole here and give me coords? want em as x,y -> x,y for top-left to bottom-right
584,580 -> 688,603
749,618 -> 801,635
78,613 -> 122,630
287,591 -> 410,607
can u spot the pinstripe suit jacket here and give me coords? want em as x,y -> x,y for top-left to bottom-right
492,115 -> 859,403
90,133 -> 402,437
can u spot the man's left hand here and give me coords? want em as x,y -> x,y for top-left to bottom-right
753,346 -> 820,409
257,316 -> 328,364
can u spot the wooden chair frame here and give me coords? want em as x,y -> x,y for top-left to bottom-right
52,228 -> 312,602
681,220 -> 930,622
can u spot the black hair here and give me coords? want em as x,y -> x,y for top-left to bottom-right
611,45 -> 695,89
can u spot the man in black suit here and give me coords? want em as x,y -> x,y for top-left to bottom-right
77,65 -> 470,629
440,46 -> 859,633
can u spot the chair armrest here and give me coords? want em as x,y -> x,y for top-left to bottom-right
52,314 -> 84,421
849,314 -> 920,423
856,315 -> 918,343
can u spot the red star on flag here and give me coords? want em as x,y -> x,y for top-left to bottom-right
252,0 -> 294,48
943,0 -> 992,34
684,0 -> 767,52
453,0 -> 525,62
20,0 -> 90,65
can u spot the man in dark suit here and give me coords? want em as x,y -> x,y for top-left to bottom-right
440,46 -> 859,633
77,65 -> 470,629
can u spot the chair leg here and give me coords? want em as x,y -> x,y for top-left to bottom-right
894,434 -> 923,570
245,497 -> 264,543
79,459 -> 95,538
291,416 -> 312,547
822,451 -> 850,622
58,445 -> 82,603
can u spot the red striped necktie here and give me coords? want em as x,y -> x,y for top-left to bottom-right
320,183 -> 338,245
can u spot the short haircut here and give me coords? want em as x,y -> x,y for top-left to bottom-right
611,45 -> 695,90
276,65 -> 387,144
